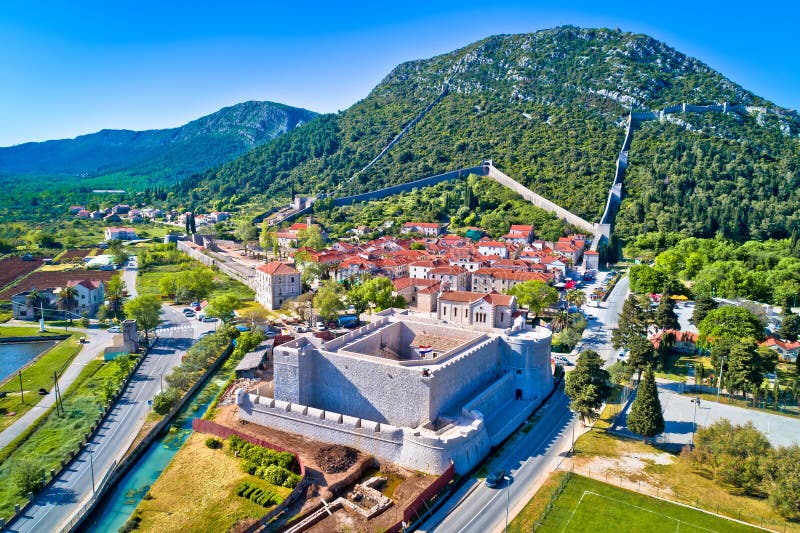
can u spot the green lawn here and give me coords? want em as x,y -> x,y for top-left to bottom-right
0,333 -> 83,430
0,357 -> 129,517
137,265 -> 254,303
535,475 -> 759,533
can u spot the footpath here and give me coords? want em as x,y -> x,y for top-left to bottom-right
0,324 -> 115,450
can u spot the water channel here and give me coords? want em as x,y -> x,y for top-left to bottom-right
81,369 -> 231,532
0,340 -> 58,382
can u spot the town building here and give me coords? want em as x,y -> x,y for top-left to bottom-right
401,222 -> 442,237
236,308 -> 553,475
104,227 -> 138,241
255,261 -> 301,310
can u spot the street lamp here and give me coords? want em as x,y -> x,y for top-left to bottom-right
505,473 -> 510,533
690,396 -> 700,445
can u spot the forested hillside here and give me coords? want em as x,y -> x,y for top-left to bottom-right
178,26 -> 798,242
0,101 -> 316,219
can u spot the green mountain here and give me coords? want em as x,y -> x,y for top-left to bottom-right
0,100 -> 317,186
179,26 -> 799,242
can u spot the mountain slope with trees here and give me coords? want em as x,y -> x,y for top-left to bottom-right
0,100 -> 317,187
178,26 -> 799,244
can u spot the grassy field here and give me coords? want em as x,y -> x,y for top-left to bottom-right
571,428 -> 798,532
0,333 -> 82,430
508,471 -> 571,533
137,264 -> 254,303
535,474 -> 759,533
0,357 -> 127,517
133,432 -> 291,533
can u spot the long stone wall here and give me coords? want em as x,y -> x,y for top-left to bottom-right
177,240 -> 258,291
349,85 -> 450,183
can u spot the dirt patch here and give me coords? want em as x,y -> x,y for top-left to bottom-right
315,445 -> 359,474
572,451 -> 674,493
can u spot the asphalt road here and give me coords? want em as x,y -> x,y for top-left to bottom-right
6,306 -> 207,533
0,326 -> 116,450
419,390 -> 577,533
570,274 -> 630,368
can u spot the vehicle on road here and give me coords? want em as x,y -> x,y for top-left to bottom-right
184,310 -> 195,318
485,470 -> 506,488
202,316 -> 218,323
198,331 -> 213,339
294,325 -> 310,333
108,325 -> 121,333
315,321 -> 326,331
554,355 -> 572,366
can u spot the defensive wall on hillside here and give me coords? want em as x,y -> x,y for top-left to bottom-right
592,100 -> 767,251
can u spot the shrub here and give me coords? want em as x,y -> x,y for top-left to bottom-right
235,482 -> 249,496
152,387 -> 181,415
204,437 -> 222,449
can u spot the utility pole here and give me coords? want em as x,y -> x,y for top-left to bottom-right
18,371 -> 24,404
39,302 -> 45,332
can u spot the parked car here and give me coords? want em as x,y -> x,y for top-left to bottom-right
315,321 -> 326,331
184,310 -> 196,318
235,325 -> 250,332
202,316 -> 218,323
198,331 -> 213,339
485,470 -> 506,488
182,307 -> 194,314
554,355 -> 572,366
108,325 -> 121,333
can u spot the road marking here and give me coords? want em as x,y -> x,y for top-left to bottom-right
454,397 -> 574,533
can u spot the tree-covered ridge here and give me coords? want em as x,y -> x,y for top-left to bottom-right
0,100 -> 317,183
179,26 -> 796,243
616,112 -> 800,241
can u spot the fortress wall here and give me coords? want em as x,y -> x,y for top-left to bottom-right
239,394 -> 405,465
308,349 -> 431,428
462,372 -> 515,417
428,337 -> 502,420
484,164 -> 595,233
333,166 -> 484,207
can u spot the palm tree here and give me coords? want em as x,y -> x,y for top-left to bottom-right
550,310 -> 574,332
566,289 -> 587,310
57,285 -> 79,325
26,289 -> 43,320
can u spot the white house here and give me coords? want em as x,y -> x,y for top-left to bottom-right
104,227 -> 138,241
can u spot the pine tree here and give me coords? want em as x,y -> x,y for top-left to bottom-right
691,293 -> 718,325
611,295 -> 649,350
654,295 -> 680,331
565,350 -> 611,423
627,366 -> 664,442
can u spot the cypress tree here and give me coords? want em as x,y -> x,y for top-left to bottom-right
627,366 -> 665,442
654,294 -> 680,331
612,295 -> 649,350
691,293 -> 718,325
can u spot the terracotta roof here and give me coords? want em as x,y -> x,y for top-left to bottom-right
257,262 -> 298,276
438,291 -> 485,303
509,225 -> 534,232
429,266 -> 466,276
392,277 -> 441,291
762,338 -> 800,350
485,293 -> 514,306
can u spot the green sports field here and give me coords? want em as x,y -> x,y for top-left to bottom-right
537,475 -> 760,533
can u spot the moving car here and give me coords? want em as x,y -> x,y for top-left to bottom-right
108,325 -> 121,333
485,470 -> 506,488
183,310 -> 196,318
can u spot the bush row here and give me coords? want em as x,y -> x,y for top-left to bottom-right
229,435 -> 301,488
235,481 -> 283,508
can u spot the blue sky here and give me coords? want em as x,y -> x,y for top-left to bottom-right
1,0 -> 798,146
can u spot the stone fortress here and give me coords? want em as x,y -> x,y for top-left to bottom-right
236,308 -> 553,474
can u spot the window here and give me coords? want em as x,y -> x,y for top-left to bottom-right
464,308 -> 468,318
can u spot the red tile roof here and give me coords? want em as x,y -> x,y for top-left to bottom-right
257,262 -> 298,275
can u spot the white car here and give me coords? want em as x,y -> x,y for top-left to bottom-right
108,326 -> 121,333
315,321 -> 326,331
